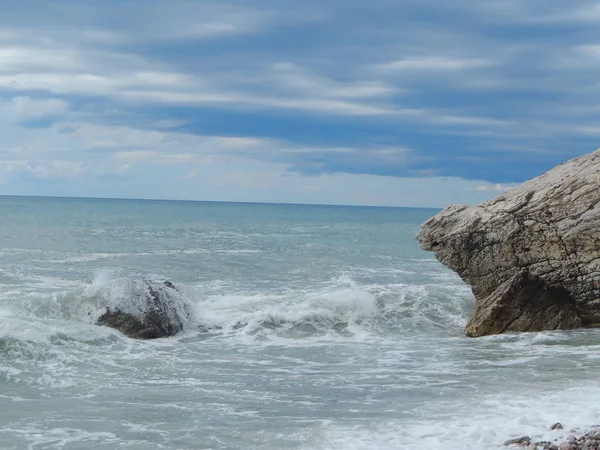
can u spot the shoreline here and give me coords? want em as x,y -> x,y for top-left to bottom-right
505,424 -> 600,449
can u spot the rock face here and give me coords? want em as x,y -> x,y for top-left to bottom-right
417,149 -> 600,337
96,280 -> 193,339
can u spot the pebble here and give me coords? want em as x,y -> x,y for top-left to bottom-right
504,424 -> 600,450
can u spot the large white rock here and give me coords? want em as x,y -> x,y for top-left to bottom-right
417,149 -> 600,336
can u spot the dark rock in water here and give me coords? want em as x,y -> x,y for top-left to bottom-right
504,436 -> 531,446
96,280 -> 193,339
97,309 -> 166,339
417,148 -> 600,337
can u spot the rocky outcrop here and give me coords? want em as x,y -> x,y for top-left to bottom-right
96,280 -> 193,339
417,149 -> 600,337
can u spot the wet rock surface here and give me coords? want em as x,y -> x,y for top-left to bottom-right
417,149 -> 600,337
96,280 -> 193,339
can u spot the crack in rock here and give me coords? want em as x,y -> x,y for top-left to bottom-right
417,148 -> 600,337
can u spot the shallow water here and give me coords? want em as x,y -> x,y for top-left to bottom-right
0,196 -> 598,450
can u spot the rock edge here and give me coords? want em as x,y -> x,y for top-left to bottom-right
417,149 -> 600,337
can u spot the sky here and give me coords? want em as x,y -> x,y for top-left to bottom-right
0,0 -> 600,207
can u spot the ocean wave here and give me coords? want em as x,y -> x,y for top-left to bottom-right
1,273 -> 473,344
187,274 -> 474,342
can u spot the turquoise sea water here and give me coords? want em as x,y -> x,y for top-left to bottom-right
1,196 -> 599,450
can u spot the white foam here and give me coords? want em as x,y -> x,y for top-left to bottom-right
4,426 -> 118,448
1,271 -> 599,450
0,314 -> 111,344
316,383 -> 600,450
183,273 -> 474,345
193,277 -> 376,337
82,274 -> 197,331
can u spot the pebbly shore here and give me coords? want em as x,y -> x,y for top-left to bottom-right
505,424 -> 600,449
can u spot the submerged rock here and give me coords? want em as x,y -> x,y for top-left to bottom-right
96,280 -> 193,339
417,149 -> 600,337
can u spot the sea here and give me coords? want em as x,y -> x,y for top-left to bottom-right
0,196 -> 599,450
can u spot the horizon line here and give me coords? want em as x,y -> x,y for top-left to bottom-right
0,194 -> 441,210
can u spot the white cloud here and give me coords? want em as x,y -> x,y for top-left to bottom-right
1,0 -> 598,206
466,182 -> 517,193
156,163 -> 522,207
538,4 -> 600,23
4,158 -> 131,181
0,102 -> 515,207
0,2 -> 287,46
1,154 -> 515,207
113,150 -> 200,164
376,57 -> 494,72
0,44 -> 400,117
5,159 -> 84,179
11,96 -> 68,120
0,45 -> 83,72
269,62 -> 398,98
574,45 -> 600,63
0,27 -> 513,125
182,170 -> 197,180
573,126 -> 600,136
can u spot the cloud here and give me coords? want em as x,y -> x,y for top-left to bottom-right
10,96 -> 68,120
0,1 -> 285,44
113,150 -> 200,164
5,159 -> 81,179
4,158 -> 130,180
1,153 -> 514,207
268,62 -> 398,98
0,12 -> 510,124
181,170 -> 197,180
0,0 -> 600,206
466,183 -> 518,193
376,57 -> 494,72
537,3 -> 600,23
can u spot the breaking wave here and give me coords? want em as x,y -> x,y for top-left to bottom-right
0,272 -> 474,345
